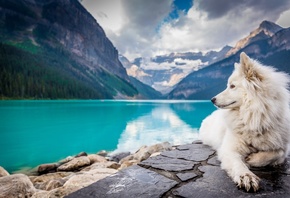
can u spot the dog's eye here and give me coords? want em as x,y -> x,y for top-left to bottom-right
230,84 -> 235,89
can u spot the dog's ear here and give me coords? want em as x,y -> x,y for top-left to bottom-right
240,52 -> 263,81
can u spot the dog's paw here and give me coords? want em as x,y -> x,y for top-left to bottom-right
234,173 -> 260,192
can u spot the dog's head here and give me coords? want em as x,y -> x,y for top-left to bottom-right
211,52 -> 264,109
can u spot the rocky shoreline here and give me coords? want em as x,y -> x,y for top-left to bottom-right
1,141 -> 290,198
0,142 -> 172,198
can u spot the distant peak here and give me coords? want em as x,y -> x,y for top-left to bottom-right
259,20 -> 282,34
221,45 -> 232,50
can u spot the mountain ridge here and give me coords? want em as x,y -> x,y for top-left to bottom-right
226,20 -> 283,57
120,45 -> 232,94
0,0 -> 161,99
168,21 -> 290,99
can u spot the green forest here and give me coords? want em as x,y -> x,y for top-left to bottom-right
0,42 -> 138,99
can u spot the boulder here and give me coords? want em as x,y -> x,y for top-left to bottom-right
109,152 -> 131,162
38,179 -> 65,191
37,163 -> 57,174
30,172 -> 73,184
58,156 -> 74,165
0,174 -> 36,198
148,141 -> 172,153
0,166 -> 9,177
134,145 -> 151,161
119,160 -> 139,170
64,168 -> 118,189
57,156 -> 90,172
75,151 -> 87,158
134,142 -> 172,161
30,172 -> 73,190
150,152 -> 161,157
40,186 -> 77,198
96,150 -> 108,157
119,142 -> 172,168
87,154 -> 107,164
119,154 -> 134,164
31,190 -> 49,198
81,161 -> 121,172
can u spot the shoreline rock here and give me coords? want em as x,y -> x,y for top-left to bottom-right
0,142 -> 171,198
68,142 -> 290,198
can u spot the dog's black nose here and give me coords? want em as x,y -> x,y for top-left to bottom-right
211,97 -> 216,104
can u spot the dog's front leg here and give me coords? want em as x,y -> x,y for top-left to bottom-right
218,135 -> 260,191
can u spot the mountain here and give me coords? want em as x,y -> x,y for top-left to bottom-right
120,45 -> 232,94
0,0 -> 160,99
128,77 -> 163,99
226,20 -> 283,57
168,21 -> 290,99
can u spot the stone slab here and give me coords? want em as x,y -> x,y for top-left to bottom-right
174,165 -> 290,198
161,143 -> 215,162
66,165 -> 178,198
176,172 -> 198,182
67,143 -> 290,198
207,155 -> 221,166
139,155 -> 196,171
173,166 -> 251,198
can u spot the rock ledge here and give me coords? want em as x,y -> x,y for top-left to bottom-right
67,142 -> 290,198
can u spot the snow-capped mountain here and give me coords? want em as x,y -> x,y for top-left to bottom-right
168,21 -> 290,100
120,46 -> 232,94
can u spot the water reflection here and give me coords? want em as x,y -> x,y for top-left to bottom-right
113,104 -> 200,154
0,100 -> 215,173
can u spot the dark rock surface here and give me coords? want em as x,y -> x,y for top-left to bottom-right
66,165 -> 178,198
37,163 -> 58,174
67,142 -> 290,198
109,152 -> 131,163
139,155 -> 197,172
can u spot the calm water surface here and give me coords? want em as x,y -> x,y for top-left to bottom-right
0,100 -> 215,173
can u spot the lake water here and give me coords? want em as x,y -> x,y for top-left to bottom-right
0,100 -> 215,173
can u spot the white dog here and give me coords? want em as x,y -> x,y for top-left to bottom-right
199,52 -> 290,192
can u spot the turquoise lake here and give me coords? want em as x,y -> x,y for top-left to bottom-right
0,100 -> 215,173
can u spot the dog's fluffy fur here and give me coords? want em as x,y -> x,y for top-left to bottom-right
199,52 -> 290,192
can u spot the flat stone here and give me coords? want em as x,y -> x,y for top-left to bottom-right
139,155 -> 196,171
207,155 -> 220,166
173,166 -> 244,198
176,172 -> 198,181
66,165 -> 178,198
174,165 -> 290,198
65,144 -> 290,198
161,143 -> 215,161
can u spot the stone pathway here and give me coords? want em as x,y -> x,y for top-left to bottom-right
66,142 -> 290,198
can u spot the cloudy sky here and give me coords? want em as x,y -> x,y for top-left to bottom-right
81,0 -> 290,61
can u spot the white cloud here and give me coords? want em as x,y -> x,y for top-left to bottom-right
140,58 -> 204,72
81,0 -> 290,61
112,105 -> 199,154
276,9 -> 290,28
